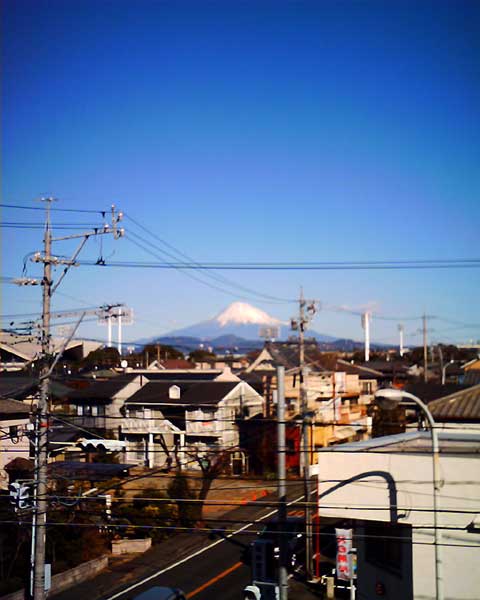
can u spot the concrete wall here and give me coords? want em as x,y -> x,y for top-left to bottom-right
111,538 -> 152,555
0,556 -> 109,600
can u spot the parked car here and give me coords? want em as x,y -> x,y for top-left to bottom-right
131,586 -> 186,600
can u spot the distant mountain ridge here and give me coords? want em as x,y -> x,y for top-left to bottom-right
134,301 -> 376,352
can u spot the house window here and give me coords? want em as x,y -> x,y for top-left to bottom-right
76,405 -> 83,416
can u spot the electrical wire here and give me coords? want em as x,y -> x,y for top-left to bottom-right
74,258 -> 480,271
0,203 -> 107,214
0,519 -> 478,548
125,214 -> 293,304
125,232 -> 293,305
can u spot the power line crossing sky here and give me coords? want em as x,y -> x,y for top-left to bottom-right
2,0 -> 479,344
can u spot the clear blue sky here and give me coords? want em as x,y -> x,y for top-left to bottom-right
2,0 -> 479,347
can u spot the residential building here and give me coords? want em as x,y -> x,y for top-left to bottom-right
53,374 -> 144,434
245,342 -> 378,448
463,358 -> 480,386
428,383 -> 480,433
123,379 -> 264,470
0,331 -> 101,371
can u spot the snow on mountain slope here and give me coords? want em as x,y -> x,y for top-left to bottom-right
215,302 -> 281,327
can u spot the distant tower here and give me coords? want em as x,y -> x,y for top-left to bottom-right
98,306 -> 133,354
361,311 -> 371,362
398,324 -> 405,357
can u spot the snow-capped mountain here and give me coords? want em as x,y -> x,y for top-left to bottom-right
216,302 -> 281,327
134,301 -> 383,352
162,302 -> 285,340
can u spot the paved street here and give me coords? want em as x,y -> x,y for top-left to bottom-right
50,485 -> 322,600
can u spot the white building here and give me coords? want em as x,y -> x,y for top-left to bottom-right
312,431 -> 480,600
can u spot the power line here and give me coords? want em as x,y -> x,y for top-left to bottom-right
124,214 -> 294,304
74,258 -> 480,271
125,231 -> 293,305
0,203 -> 107,214
1,519 -> 478,548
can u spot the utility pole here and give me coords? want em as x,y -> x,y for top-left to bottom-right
290,289 -> 317,581
423,314 -> 428,383
276,366 -> 288,600
17,199 -> 124,600
32,198 -> 53,600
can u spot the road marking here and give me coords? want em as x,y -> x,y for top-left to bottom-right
185,561 -> 243,598
104,494 -> 304,600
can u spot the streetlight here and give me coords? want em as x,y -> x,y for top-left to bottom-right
374,388 -> 443,600
441,359 -> 454,385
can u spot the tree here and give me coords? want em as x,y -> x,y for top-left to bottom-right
167,447 -> 233,525
80,347 -> 121,369
143,344 -> 184,361
188,349 -> 216,363
113,487 -> 175,543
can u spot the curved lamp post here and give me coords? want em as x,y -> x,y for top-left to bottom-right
374,388 -> 443,600
441,360 -> 454,386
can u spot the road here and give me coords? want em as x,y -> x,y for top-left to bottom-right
98,487 -> 306,600
113,532 -> 254,600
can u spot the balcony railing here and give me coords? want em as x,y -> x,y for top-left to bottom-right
121,418 -> 170,433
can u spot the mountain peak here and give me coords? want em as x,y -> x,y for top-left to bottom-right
215,302 -> 281,327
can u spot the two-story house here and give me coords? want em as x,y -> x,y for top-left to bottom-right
53,374 -> 145,435
123,379 -> 264,471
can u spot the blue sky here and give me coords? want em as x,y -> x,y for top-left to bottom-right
2,0 -> 479,347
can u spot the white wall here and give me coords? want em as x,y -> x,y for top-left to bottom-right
313,438 -> 480,600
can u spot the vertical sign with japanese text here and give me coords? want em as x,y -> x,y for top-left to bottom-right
335,528 -> 354,581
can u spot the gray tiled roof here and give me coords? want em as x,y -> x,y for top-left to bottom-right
126,381 -> 239,406
429,384 -> 480,422
65,375 -> 137,401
